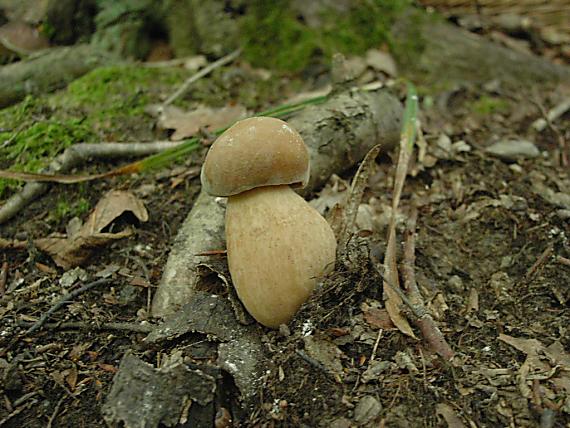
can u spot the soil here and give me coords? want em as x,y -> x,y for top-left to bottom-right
1,23 -> 570,428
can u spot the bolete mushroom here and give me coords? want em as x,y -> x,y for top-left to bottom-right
201,117 -> 336,328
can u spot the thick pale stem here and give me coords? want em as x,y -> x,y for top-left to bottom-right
226,185 -> 336,328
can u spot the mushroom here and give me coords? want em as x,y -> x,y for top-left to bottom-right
201,117 -> 336,328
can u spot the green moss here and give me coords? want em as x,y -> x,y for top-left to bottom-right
52,195 -> 91,223
241,0 -> 411,72
61,65 -> 185,122
471,96 -> 510,116
0,65 -> 186,198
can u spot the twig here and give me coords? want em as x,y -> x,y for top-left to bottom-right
195,249 -> 227,256
0,399 -> 37,426
336,144 -> 382,262
0,141 -> 182,224
162,48 -> 241,106
295,349 -> 338,382
556,255 -> 570,267
401,207 -> 454,360
532,94 -> 568,166
25,278 -> 113,335
369,329 -> 383,363
46,394 -> 66,428
0,260 -> 7,296
525,245 -> 553,279
17,320 -> 153,334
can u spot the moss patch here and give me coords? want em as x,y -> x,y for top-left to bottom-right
470,96 -> 510,116
0,65 -> 186,198
241,0 -> 411,72
52,195 -> 91,223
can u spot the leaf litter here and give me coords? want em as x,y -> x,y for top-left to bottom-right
1,53 -> 569,428
4,190 -> 149,269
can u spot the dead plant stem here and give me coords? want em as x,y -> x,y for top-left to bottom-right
401,207 -> 455,360
25,278 -> 113,334
162,49 -> 241,106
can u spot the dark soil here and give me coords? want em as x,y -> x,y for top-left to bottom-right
1,31 -> 569,428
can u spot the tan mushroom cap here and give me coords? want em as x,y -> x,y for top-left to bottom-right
201,117 -> 309,196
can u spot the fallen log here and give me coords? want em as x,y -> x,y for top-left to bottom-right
151,87 -> 403,317
392,10 -> 570,87
0,44 -> 115,108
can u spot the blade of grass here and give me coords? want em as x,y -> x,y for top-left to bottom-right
382,82 -> 419,338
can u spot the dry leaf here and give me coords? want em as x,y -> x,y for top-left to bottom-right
65,366 -> 78,391
309,174 -> 349,216
362,306 -> 396,330
98,363 -> 119,373
336,144 -> 382,258
83,190 -> 148,234
35,191 -> 148,269
498,334 -> 570,405
384,227 -> 416,338
435,403 -> 466,428
35,231 -> 132,269
158,105 -> 246,140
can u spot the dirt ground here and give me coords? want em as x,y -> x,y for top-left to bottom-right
1,18 -> 570,428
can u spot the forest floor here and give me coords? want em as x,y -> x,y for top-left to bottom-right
1,18 -> 569,428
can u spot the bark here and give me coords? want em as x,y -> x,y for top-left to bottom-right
0,44 -> 115,108
151,89 -> 403,318
392,11 -> 570,88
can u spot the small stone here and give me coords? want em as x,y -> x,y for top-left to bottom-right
59,267 -> 88,288
485,139 -> 540,161
329,417 -> 352,428
365,49 -> 397,76
354,395 -> 382,424
362,360 -> 395,383
555,209 -> 570,220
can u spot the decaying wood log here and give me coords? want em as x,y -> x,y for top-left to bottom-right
151,88 -> 404,318
418,0 -> 570,41
392,10 -> 570,87
0,44 -> 115,108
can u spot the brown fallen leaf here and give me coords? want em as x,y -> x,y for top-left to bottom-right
499,334 -> 570,405
362,306 -> 396,330
35,231 -> 132,269
35,190 -> 148,269
157,104 -> 247,141
435,403 -> 466,428
83,190 -> 148,234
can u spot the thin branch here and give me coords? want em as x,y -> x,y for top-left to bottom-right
0,260 -> 7,296
336,144 -> 382,262
162,48 -> 241,106
18,320 -> 153,334
525,245 -> 553,279
0,141 -> 182,224
46,395 -> 66,428
25,278 -> 113,335
401,207 -> 455,360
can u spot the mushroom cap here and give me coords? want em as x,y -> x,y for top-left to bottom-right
201,117 -> 309,196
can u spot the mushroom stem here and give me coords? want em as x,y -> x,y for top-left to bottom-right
226,185 -> 336,328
